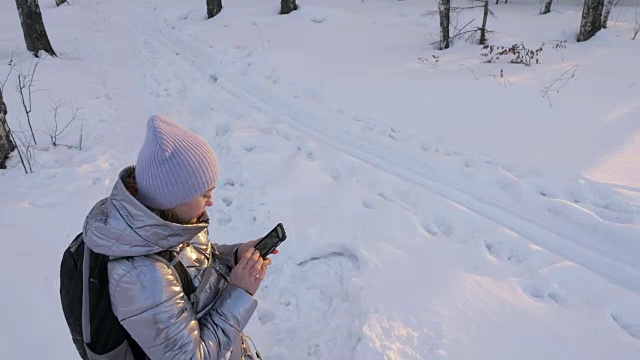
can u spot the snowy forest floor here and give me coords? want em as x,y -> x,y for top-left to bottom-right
1,0 -> 639,359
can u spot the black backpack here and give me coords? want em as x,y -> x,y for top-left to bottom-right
59,233 -> 198,360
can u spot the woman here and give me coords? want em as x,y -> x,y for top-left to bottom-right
82,115 -> 270,359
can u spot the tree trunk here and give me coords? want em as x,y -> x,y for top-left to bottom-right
280,0 -> 298,15
15,0 -> 57,58
577,0 -> 605,42
438,0 -> 451,50
206,0 -> 222,19
601,0 -> 615,28
0,90 -> 16,169
480,0 -> 489,45
542,0 -> 553,14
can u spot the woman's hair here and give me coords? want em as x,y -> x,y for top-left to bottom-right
151,207 -> 181,224
126,171 -> 182,224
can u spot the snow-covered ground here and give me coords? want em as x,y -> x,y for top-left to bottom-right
1,0 -> 639,359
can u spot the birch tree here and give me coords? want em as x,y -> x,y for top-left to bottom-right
0,89 -> 15,169
577,0 -> 605,42
281,0 -> 298,15
207,0 -> 222,19
480,0 -> 489,44
15,0 -> 57,57
439,0 -> 451,50
602,0 -> 619,28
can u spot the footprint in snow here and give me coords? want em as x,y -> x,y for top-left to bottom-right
566,184 -> 589,204
610,312 -> 640,340
257,307 -> 277,325
418,141 -> 432,152
361,196 -> 380,210
306,343 -> 322,357
434,216 -> 454,237
361,120 -> 386,136
222,179 -> 237,188
483,240 -> 531,264
387,127 -> 412,143
297,145 -> 315,161
215,122 -> 231,137
275,126 -> 298,142
462,156 -> 478,169
327,167 -> 343,182
416,216 -> 453,238
221,195 -> 233,207
261,246 -> 364,358
495,177 -> 526,201
419,221 -> 439,237
216,214 -> 232,226
519,280 -> 566,305
242,143 -> 257,152
592,196 -> 637,214
531,182 -> 558,199
263,72 -> 279,85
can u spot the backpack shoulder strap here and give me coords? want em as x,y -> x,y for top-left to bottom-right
155,251 -> 196,301
191,250 -> 217,308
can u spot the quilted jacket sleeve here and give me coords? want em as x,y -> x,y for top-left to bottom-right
109,260 -> 257,360
215,243 -> 241,266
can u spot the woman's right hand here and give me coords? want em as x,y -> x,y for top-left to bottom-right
229,248 -> 268,295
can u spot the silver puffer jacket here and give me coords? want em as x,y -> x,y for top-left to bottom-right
83,167 -> 257,360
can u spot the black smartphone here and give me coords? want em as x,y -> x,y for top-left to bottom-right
255,223 -> 287,258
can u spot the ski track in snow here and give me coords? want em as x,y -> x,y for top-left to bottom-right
131,10 -> 370,358
129,18 -> 640,300
67,2 -> 640,356
1,1 -> 640,359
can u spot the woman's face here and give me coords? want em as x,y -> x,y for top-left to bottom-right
173,186 -> 215,224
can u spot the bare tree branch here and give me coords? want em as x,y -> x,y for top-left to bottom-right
1,52 -> 18,94
418,54 -> 441,67
453,5 -> 486,10
9,130 -> 28,174
12,127 -> 34,173
47,100 -> 82,148
602,0 -> 622,28
462,64 -> 481,80
633,1 -> 640,40
452,19 -> 476,38
462,64 -> 512,87
541,64 -> 579,107
14,56 -> 43,145
79,121 -> 83,151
